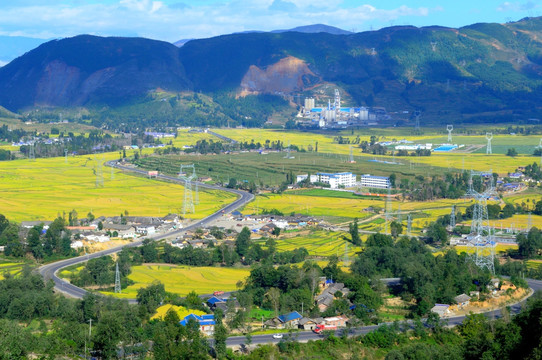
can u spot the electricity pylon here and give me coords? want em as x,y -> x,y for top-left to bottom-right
465,170 -> 496,274
114,262 -> 121,294
179,164 -> 198,215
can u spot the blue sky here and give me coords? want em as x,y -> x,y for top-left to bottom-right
0,0 -> 539,43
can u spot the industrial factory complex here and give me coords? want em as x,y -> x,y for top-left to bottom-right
297,89 -> 389,129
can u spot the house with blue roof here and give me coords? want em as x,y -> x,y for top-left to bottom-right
179,313 -> 215,335
265,311 -> 303,329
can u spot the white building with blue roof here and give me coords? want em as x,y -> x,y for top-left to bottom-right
180,313 -> 215,335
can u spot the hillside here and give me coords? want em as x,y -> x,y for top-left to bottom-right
0,18 -> 541,125
0,35 -> 190,110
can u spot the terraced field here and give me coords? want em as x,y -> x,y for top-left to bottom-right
0,260 -> 28,280
256,230 -> 362,258
103,264 -> 250,299
0,154 -> 236,221
248,192 -> 473,227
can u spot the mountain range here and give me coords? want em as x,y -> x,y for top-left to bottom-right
0,17 -> 541,125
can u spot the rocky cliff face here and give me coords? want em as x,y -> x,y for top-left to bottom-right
240,56 -> 320,95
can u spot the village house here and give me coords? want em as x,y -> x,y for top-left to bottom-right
431,304 -> 451,317
102,223 -> 136,239
324,315 -> 349,327
454,294 -> 471,308
179,314 -> 215,336
316,282 -> 350,312
298,317 -> 324,331
265,311 -> 303,329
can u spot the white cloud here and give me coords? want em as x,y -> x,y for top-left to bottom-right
0,60 -> 8,67
497,1 -> 538,12
0,1 -> 436,42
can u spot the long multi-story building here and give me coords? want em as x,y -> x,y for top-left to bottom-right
297,172 -> 357,189
359,174 -> 391,189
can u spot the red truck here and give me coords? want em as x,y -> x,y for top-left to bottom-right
213,290 -> 225,296
313,324 -> 337,334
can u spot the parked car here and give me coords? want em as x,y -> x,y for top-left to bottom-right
272,333 -> 283,339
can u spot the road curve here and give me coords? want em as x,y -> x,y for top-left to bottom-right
38,160 -> 254,301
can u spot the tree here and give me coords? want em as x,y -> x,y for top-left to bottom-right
266,287 -> 281,316
235,227 -> 251,258
141,239 -> 158,262
349,219 -> 362,245
426,222 -> 448,244
213,308 -> 227,359
136,281 -> 166,314
518,227 -> 541,258
227,178 -> 237,188
389,173 -> 397,188
87,211 -> 95,222
93,312 -> 123,359
390,221 -> 403,238
68,209 -> 78,226
506,148 -> 518,157
0,214 -> 9,234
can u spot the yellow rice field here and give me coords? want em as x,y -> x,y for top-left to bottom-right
151,304 -> 206,321
103,264 -> 250,298
0,154 -> 236,222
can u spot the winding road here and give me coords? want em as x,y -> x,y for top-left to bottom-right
37,160 -> 542,347
226,278 -> 542,347
38,160 -> 254,301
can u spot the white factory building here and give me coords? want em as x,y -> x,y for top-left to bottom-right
296,172 -> 357,189
359,174 -> 391,189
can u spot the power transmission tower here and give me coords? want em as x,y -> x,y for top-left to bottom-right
528,212 -> 533,231
397,204 -> 402,223
450,205 -> 456,229
179,164 -> 197,215
407,214 -> 412,236
465,169 -> 496,274
447,125 -> 453,143
349,146 -> 355,163
94,152 -> 104,187
284,140 -> 293,159
64,149 -> 68,164
384,186 -> 392,235
537,139 -> 542,166
29,142 -> 35,161
414,111 -> 421,133
114,262 -> 121,293
486,133 -> 493,155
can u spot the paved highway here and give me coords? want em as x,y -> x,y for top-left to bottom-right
225,278 -> 542,347
38,160 -> 254,301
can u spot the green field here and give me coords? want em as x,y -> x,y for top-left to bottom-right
0,153 -> 236,221
102,264 -> 250,298
136,149 -> 451,188
211,128 -> 540,175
